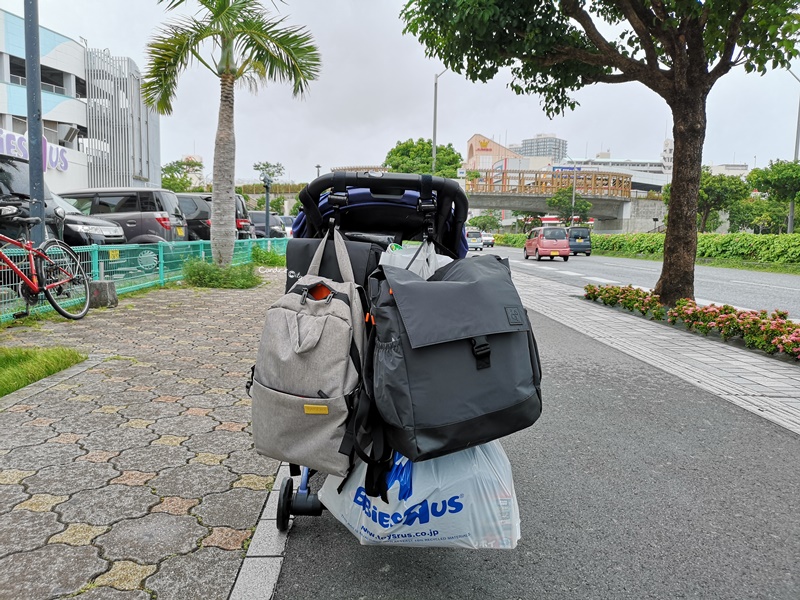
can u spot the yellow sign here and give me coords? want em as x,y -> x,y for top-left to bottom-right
177,227 -> 185,237
303,404 -> 329,415
108,249 -> 120,260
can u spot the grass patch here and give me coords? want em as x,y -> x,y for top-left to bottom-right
0,346 -> 87,398
182,259 -> 262,289
251,245 -> 286,267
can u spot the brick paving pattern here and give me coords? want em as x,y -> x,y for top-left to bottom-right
0,271 -> 284,600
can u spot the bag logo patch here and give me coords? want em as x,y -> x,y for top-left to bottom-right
353,487 -> 463,528
304,404 -> 329,415
505,306 -> 524,326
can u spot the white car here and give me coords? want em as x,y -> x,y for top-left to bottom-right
481,232 -> 495,248
466,230 -> 484,251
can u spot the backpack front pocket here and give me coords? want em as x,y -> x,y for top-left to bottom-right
250,377 -> 352,476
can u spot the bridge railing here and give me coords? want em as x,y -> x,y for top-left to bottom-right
466,170 -> 633,198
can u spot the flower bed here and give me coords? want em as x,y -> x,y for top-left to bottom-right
583,284 -> 800,360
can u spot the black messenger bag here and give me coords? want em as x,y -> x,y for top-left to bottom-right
285,236 -> 384,292
366,254 -> 542,462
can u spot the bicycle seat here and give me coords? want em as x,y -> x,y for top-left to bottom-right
11,216 -> 41,225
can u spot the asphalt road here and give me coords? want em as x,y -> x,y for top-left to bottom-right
272,310 -> 800,600
484,246 -> 800,319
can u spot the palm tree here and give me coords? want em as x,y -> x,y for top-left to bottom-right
143,0 -> 320,266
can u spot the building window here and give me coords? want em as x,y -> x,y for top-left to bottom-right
12,116 -> 27,135
43,120 -> 58,144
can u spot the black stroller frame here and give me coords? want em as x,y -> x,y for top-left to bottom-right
274,171 -> 470,532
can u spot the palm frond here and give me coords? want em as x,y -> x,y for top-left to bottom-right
142,16 -> 217,114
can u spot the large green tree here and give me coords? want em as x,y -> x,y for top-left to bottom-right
161,157 -> 203,192
402,1 -> 800,305
664,168 -> 751,232
747,160 -> 800,231
143,0 -> 320,266
547,187 -> 592,226
383,138 -> 463,178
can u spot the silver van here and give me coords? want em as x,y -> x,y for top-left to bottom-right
60,188 -> 188,244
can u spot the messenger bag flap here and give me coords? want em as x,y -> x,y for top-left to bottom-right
382,257 -> 528,349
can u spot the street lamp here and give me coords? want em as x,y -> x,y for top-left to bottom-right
260,173 -> 272,237
786,68 -> 800,233
315,164 -> 321,178
432,68 -> 447,175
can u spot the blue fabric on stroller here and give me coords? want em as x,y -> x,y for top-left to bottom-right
292,184 -> 469,258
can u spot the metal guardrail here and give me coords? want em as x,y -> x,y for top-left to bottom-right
1,238 -> 288,323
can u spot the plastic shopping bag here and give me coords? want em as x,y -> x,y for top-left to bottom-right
378,241 -> 452,280
319,441 -> 520,549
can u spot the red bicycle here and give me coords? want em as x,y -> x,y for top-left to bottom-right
0,200 -> 90,319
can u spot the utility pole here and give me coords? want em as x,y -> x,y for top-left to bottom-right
432,68 -> 446,174
24,0 -> 46,245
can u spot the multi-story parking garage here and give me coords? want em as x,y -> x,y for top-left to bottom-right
0,9 -> 160,193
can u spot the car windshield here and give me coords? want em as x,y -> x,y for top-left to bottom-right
467,232 -> 481,239
0,156 -> 52,200
280,216 -> 294,227
570,228 -> 590,238
49,193 -> 81,214
250,212 -> 266,224
544,228 -> 566,240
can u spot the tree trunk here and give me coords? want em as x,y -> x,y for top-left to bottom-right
211,74 -> 236,267
699,207 -> 710,232
653,92 -> 707,306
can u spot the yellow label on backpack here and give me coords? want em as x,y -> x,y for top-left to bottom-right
304,404 -> 329,415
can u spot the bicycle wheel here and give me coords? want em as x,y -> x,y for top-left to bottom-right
36,239 -> 90,319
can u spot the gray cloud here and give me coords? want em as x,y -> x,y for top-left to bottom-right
9,0 -> 798,182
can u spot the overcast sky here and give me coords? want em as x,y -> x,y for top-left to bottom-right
7,0 -> 798,183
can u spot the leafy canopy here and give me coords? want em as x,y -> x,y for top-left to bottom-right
402,1 -> 800,117
383,138 -> 463,178
546,187 -> 592,226
253,161 -> 286,180
144,0 -> 321,114
161,158 -> 203,192
468,211 -> 500,232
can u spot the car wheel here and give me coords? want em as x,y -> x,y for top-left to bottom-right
479,247 -> 483,251
535,250 -> 541,261
523,249 -> 529,260
586,252 -> 591,256
563,255 -> 569,262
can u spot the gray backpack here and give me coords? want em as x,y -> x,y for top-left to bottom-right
249,228 -> 366,476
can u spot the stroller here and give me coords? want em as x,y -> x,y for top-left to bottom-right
273,171 -> 470,531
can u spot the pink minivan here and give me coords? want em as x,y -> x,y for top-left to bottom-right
523,227 -> 570,261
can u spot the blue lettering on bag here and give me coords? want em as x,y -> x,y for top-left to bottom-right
353,487 -> 463,529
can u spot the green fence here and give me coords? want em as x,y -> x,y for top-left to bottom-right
1,238 -> 288,323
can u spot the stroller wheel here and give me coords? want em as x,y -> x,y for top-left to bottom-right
276,477 -> 293,532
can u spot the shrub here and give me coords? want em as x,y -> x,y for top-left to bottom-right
585,283 -> 800,360
252,246 -> 286,267
183,259 -> 261,289
495,233 -> 527,248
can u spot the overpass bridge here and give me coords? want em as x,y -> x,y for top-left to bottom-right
465,170 -> 667,233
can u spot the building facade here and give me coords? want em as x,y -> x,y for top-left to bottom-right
0,9 -> 159,193
519,133 -> 568,162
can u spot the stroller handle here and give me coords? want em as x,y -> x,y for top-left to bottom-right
300,171 -> 469,232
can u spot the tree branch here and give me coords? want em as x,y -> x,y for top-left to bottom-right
709,1 -> 751,83
615,0 -> 660,68
560,0 -> 639,74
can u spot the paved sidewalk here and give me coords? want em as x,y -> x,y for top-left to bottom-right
0,273 -> 285,600
1,267 -> 798,599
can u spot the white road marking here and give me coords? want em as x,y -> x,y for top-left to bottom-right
536,266 -> 558,270
602,263 -> 657,271
730,280 -> 800,292
557,271 -> 583,276
583,277 -> 620,284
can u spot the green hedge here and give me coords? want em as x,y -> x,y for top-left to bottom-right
589,233 -> 800,264
495,233 -> 527,248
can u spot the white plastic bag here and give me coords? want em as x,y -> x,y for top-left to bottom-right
378,241 -> 452,280
319,441 -> 520,549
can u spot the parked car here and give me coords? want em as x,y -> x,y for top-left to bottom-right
0,156 -> 124,247
482,232 -> 495,248
176,193 -> 253,240
250,212 -> 287,238
278,215 -> 294,238
567,226 -> 592,256
50,194 -> 126,246
466,230 -> 484,251
524,227 -> 570,261
59,187 -> 188,244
